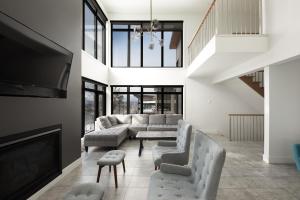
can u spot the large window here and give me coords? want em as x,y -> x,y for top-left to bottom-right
82,78 -> 107,136
111,86 -> 183,114
83,0 -> 107,63
111,21 -> 183,68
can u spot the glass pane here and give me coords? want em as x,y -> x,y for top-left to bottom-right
164,31 -> 181,67
84,3 -> 95,57
143,87 -> 162,92
113,94 -> 127,114
143,32 -> 161,67
113,87 -> 127,92
85,82 -> 95,89
130,32 -> 141,67
97,85 -> 105,91
98,94 -> 104,116
113,24 -> 128,29
130,94 -> 141,114
112,31 -> 128,67
143,94 -> 162,114
85,91 -> 95,133
163,94 -> 182,114
164,87 -> 182,92
130,87 -> 141,92
97,20 -> 104,63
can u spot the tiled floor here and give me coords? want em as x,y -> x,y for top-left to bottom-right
38,134 -> 300,200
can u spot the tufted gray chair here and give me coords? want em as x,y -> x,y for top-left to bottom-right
148,130 -> 226,200
152,120 -> 192,169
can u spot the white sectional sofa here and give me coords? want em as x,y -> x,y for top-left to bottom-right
84,114 -> 182,151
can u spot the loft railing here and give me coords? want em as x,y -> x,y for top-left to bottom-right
229,114 -> 264,141
188,0 -> 262,64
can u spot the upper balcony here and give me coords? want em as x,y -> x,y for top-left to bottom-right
186,0 -> 268,78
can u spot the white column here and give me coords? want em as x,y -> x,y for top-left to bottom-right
263,59 -> 300,163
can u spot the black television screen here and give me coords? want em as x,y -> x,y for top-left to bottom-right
0,11 -> 73,98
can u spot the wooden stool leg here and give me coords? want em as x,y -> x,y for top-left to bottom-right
96,165 -> 102,183
109,165 -> 111,172
113,165 -> 118,188
122,160 -> 126,173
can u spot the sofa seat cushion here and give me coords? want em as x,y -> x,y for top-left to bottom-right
132,114 -> 149,125
149,114 -> 166,125
64,183 -> 104,200
84,127 -> 127,147
152,145 -> 179,166
111,124 -> 129,129
166,114 -> 183,125
128,124 -> 148,136
148,171 -> 196,200
147,124 -> 178,131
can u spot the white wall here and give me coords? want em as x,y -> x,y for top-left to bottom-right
82,51 -> 109,84
264,59 -> 300,163
185,77 -> 262,135
213,0 -> 300,83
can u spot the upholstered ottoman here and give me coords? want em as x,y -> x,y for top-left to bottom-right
96,150 -> 126,188
63,183 -> 104,200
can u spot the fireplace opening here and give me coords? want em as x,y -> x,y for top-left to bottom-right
0,125 -> 62,200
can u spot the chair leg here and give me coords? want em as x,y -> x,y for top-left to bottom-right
96,165 -> 102,183
85,146 -> 88,152
122,160 -> 126,173
113,165 -> 118,188
109,165 -> 111,172
155,165 -> 157,170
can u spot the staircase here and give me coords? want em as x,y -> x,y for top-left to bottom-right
240,70 -> 264,97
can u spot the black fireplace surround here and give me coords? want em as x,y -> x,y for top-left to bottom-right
0,125 -> 62,200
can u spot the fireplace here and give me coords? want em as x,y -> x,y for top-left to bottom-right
0,125 -> 62,200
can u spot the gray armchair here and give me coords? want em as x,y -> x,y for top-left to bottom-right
152,120 -> 192,169
148,130 -> 226,200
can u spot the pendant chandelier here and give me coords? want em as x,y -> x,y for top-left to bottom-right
132,0 -> 163,49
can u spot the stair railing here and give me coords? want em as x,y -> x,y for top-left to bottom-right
188,0 -> 262,64
229,114 -> 264,141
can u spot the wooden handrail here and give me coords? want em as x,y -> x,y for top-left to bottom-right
229,114 -> 264,116
188,0 -> 217,48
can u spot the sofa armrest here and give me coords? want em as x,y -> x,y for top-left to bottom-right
160,163 -> 191,176
157,141 -> 177,147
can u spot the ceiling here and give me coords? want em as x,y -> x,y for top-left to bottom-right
100,0 -> 212,15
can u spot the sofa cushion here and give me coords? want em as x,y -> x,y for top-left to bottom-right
114,114 -> 132,124
132,114 -> 149,125
99,116 -> 112,129
84,127 -> 128,147
149,114 -> 165,125
147,124 -> 178,131
108,115 -> 118,126
166,114 -> 183,125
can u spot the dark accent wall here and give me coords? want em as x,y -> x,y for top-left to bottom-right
0,0 -> 82,168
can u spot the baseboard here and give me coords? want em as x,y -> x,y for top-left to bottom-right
263,154 -> 294,164
28,157 -> 82,200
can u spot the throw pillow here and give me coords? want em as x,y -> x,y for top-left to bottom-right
99,116 -> 112,129
108,116 -> 118,126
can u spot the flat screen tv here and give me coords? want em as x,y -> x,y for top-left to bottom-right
0,11 -> 73,98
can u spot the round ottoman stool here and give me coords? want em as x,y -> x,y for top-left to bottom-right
96,150 -> 126,188
63,183 -> 104,200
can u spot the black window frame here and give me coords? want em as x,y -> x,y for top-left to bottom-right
82,77 -> 107,137
111,85 -> 183,115
83,0 -> 107,64
111,21 -> 183,68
